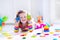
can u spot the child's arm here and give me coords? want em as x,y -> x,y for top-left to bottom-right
15,20 -> 19,27
14,19 -> 19,33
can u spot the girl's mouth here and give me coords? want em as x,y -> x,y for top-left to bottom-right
22,20 -> 26,21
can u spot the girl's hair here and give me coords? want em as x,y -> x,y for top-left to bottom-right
16,10 -> 28,30
16,10 -> 25,18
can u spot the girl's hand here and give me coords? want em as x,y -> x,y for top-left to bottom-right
22,28 -> 28,31
24,28 -> 29,30
15,19 -> 20,27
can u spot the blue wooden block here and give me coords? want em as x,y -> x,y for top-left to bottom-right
0,22 -> 2,26
16,17 -> 20,22
53,38 -> 57,40
44,30 -> 49,32
14,27 -> 19,30
37,33 -> 41,35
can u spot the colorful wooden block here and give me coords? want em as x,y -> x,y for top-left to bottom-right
44,30 -> 49,32
44,28 -> 49,30
49,32 -> 54,34
29,30 -> 33,32
53,38 -> 58,40
44,26 -> 49,28
22,37 -> 26,39
37,33 -> 41,35
14,30 -> 18,33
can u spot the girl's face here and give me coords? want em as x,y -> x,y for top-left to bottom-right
19,13 -> 27,24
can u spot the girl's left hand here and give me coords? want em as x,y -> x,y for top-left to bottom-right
24,28 -> 29,30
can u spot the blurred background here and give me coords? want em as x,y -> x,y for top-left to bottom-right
0,0 -> 60,24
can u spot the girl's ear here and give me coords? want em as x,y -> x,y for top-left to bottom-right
16,16 -> 20,22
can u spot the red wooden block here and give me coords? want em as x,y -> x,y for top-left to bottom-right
2,22 -> 5,26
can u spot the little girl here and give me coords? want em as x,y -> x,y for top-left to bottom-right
14,10 -> 32,32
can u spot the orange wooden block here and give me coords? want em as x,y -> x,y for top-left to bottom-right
55,30 -> 60,32
29,30 -> 33,32
44,28 -> 49,30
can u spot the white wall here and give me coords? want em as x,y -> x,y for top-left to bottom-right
31,0 -> 43,22
31,0 -> 51,23
0,0 -> 31,23
43,0 -> 51,23
1,0 -> 59,24
0,0 -> 44,23
50,0 -> 60,24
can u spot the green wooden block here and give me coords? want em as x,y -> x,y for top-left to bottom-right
22,37 -> 26,39
31,35 -> 36,38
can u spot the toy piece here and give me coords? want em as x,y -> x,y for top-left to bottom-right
21,27 -> 29,32
53,38 -> 58,40
53,34 -> 59,36
40,35 -> 45,37
58,36 -> 60,38
2,32 -> 11,37
14,26 -> 19,33
55,29 -> 60,32
44,30 -> 49,32
46,22 -> 50,27
29,30 -> 33,32
40,24 -> 46,28
37,16 -> 43,24
37,33 -> 41,35
31,35 -> 36,38
14,27 -> 19,30
16,17 -> 20,22
28,24 -> 33,32
0,16 -> 8,31
21,34 -> 25,36
35,23 -> 40,29
14,30 -> 19,33
28,24 -> 32,30
22,37 -> 26,39
24,28 -> 29,30
44,26 -> 49,32
0,27 -> 2,31
20,33 -> 27,36
7,36 -> 12,39
2,16 -> 8,22
27,14 -> 31,20
35,23 -> 46,29
2,32 -> 12,39
2,22 -> 5,26
0,18 -> 2,26
49,32 -> 54,34
44,34 -> 49,36
40,33 -> 45,37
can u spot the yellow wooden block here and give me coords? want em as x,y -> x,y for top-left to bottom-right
14,30 -> 19,33
0,27 -> 2,31
44,26 -> 49,28
49,32 -> 54,34
2,32 -> 11,37
28,24 -> 32,26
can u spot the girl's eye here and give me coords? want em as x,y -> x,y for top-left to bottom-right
24,16 -> 26,18
20,17 -> 23,18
